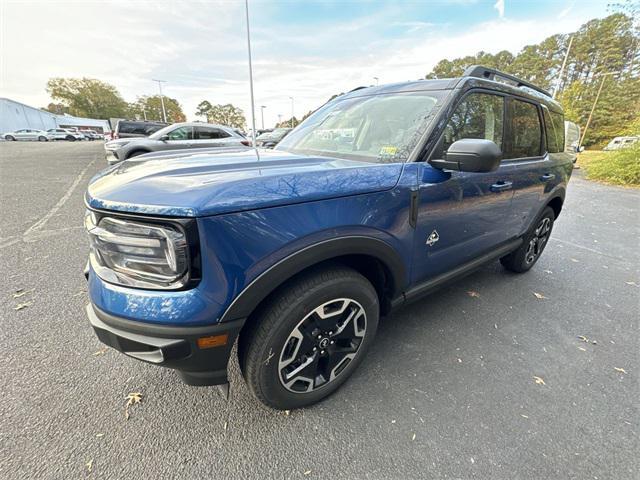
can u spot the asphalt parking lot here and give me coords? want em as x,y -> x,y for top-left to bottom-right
1,141 -> 638,479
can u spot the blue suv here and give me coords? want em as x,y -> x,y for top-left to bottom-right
84,66 -> 573,409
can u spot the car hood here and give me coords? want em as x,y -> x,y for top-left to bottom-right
86,149 -> 403,217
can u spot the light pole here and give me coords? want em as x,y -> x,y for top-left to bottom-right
288,96 -> 294,128
579,72 -> 616,149
373,76 -> 379,86
152,79 -> 167,122
553,35 -> 573,99
260,105 -> 266,130
277,114 -> 282,125
244,0 -> 258,150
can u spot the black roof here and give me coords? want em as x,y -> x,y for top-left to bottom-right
340,65 -> 562,112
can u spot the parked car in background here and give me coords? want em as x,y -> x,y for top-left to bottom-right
47,128 -> 85,141
85,66 -> 573,410
113,120 -> 167,139
564,121 -> 581,162
104,122 -> 251,164
3,129 -> 54,141
256,127 -> 292,148
81,130 -> 102,141
603,136 -> 639,151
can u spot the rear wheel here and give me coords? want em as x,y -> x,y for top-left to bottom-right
5,135 -> 15,141
66,135 -> 76,141
239,266 -> 379,410
501,206 -> 555,273
38,136 -> 47,142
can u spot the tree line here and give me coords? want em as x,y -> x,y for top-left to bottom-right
43,10 -> 638,146
426,11 -> 639,147
44,78 -> 186,123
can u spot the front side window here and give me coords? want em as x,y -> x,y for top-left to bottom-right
194,127 -> 230,139
277,91 -> 446,163
442,92 -> 504,152
506,99 -> 542,159
166,127 -> 193,140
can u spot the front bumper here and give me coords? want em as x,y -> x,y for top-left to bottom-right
105,150 -> 120,165
86,303 -> 244,386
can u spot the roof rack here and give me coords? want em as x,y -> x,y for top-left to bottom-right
463,65 -> 552,98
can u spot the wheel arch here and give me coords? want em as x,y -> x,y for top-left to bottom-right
125,148 -> 151,159
220,236 -> 407,324
546,187 -> 565,219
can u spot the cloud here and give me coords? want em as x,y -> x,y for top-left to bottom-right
2,0 -> 606,128
494,0 -> 505,19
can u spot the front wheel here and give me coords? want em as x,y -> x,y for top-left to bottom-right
65,135 -> 76,141
5,135 -> 15,141
38,136 -> 47,142
501,206 -> 555,273
239,266 -> 379,410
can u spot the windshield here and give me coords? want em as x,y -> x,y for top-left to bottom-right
276,90 -> 446,162
258,128 -> 290,140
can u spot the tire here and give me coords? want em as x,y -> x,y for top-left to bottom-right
5,135 -> 15,141
38,136 -> 47,142
501,206 -> 555,273
66,135 -> 76,142
239,265 -> 379,410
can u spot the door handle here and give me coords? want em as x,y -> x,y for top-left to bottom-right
540,173 -> 556,181
490,181 -> 513,192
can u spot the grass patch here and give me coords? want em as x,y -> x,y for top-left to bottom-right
577,146 -> 640,186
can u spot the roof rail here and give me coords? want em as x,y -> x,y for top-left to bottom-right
463,65 -> 552,98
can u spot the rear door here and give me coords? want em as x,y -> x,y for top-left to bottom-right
192,126 -> 232,148
501,98 -> 559,238
412,90 -> 516,283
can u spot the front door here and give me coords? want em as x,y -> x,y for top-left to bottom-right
411,91 -> 516,284
164,126 -> 194,150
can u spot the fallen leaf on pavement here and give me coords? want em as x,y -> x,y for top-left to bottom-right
304,470 -> 312,476
284,410 -> 290,416
543,270 -> 553,274
614,367 -> 627,374
533,376 -> 546,385
93,347 -> 108,356
96,433 -> 104,438
571,258 -> 579,263
520,414 -> 529,418
467,291 -> 480,298
14,302 -> 32,311
533,292 -> 546,299
577,335 -> 589,342
124,392 -> 143,420
412,433 -> 416,441
12,289 -> 33,298
625,281 -> 638,287
86,459 -> 93,472
577,347 -> 586,351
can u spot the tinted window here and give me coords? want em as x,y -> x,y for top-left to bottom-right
542,107 -> 559,153
118,122 -> 165,136
443,93 -> 504,152
506,99 -> 541,158
551,112 -> 564,150
166,126 -> 193,140
194,127 -> 230,139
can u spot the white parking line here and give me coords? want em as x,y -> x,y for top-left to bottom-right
0,155 -> 96,250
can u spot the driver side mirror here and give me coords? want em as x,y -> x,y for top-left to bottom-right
431,139 -> 501,173
160,135 -> 170,142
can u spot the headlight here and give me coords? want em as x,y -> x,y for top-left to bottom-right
85,211 -> 191,289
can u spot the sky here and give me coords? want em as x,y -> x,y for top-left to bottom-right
1,0 -> 611,128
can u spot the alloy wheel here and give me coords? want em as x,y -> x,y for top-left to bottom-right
525,216 -> 551,265
278,298 -> 367,393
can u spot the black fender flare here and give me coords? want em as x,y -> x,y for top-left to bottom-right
219,236 -> 408,323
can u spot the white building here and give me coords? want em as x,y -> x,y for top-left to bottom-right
0,97 -> 111,134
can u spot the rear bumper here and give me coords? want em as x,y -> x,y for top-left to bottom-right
86,303 -> 244,386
